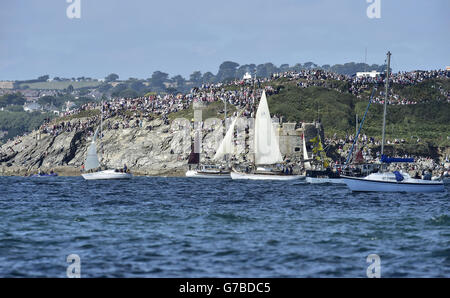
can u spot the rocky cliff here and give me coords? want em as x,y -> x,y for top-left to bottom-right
0,117 -> 197,176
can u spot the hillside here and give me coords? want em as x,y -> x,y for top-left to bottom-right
266,82 -> 450,147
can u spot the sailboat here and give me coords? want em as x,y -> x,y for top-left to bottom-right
81,104 -> 132,180
185,112 -> 242,178
303,133 -> 344,184
341,52 -> 444,192
230,91 -> 304,180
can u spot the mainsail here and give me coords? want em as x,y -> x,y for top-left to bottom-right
302,134 -> 311,170
213,112 -> 242,161
84,127 -> 100,171
254,91 -> 283,165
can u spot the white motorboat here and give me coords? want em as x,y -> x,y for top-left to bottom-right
342,172 -> 444,192
231,91 -> 303,180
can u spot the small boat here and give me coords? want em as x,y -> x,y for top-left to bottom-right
230,91 -> 304,181
30,172 -> 58,177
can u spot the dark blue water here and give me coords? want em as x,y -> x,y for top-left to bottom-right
0,176 -> 448,277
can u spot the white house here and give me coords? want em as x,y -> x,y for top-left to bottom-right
356,70 -> 380,78
243,72 -> 252,80
23,102 -> 42,112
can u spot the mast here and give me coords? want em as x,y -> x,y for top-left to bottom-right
100,98 -> 103,164
381,51 -> 391,156
223,97 -> 227,163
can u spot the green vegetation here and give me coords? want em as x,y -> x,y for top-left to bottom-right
17,81 -> 101,90
266,83 -> 450,147
0,111 -> 56,143
0,93 -> 26,107
168,101 -> 237,121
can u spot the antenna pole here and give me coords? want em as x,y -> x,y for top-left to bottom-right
381,51 -> 391,156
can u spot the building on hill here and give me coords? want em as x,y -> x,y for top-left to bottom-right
0,81 -> 14,89
356,70 -> 380,78
23,102 -> 42,112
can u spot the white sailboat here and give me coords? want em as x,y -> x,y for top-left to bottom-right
231,91 -> 304,181
185,111 -> 241,179
81,117 -> 132,180
341,52 -> 444,192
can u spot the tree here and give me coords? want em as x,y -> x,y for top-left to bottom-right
279,64 -> 290,72
256,63 -> 278,78
172,75 -> 186,90
189,71 -> 202,85
236,64 -> 256,80
38,95 -> 57,107
216,61 -> 239,82
0,93 -> 26,107
149,71 -> 169,90
105,73 -> 119,82
67,84 -> 74,93
202,72 -> 215,84
110,83 -> 128,96
165,87 -> 178,94
38,75 -> 49,81
129,81 -> 146,93
303,62 -> 318,69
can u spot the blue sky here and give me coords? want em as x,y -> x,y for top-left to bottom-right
1,0 -> 449,80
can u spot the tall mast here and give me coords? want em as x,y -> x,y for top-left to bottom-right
381,51 -> 391,156
100,98 -> 103,164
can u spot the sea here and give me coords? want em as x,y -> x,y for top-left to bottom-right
0,176 -> 448,278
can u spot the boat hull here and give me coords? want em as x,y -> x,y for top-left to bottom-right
231,171 -> 305,181
185,170 -> 230,179
342,176 -> 445,192
82,170 -> 132,180
305,177 -> 345,184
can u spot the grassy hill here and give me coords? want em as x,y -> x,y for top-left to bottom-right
266,83 -> 450,147
168,100 -> 237,121
19,81 -> 101,90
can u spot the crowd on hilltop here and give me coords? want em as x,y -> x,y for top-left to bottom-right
1,68 -> 448,155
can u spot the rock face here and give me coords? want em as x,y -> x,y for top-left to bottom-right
0,118 -> 192,176
0,116 -> 309,176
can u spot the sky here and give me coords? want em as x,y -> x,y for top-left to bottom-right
0,0 -> 449,80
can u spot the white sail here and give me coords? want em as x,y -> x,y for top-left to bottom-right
302,133 -> 311,170
254,91 -> 283,165
213,112 -> 241,161
84,127 -> 100,171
